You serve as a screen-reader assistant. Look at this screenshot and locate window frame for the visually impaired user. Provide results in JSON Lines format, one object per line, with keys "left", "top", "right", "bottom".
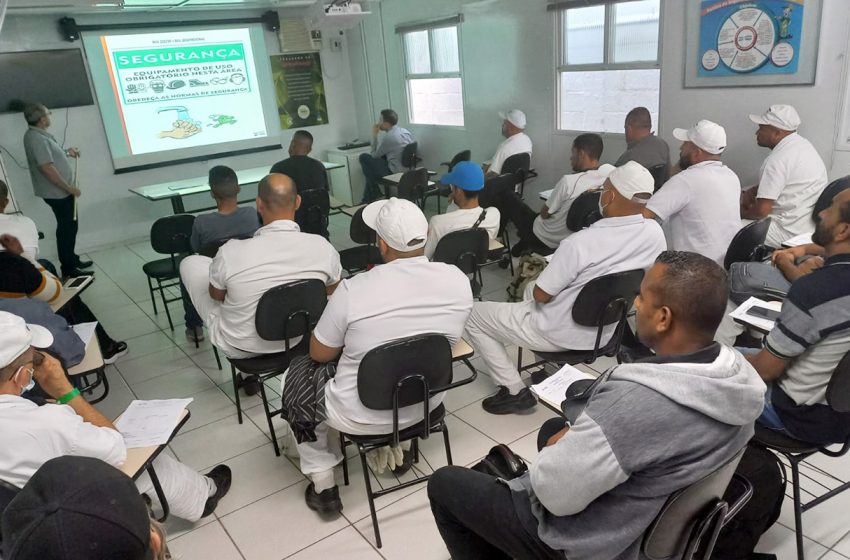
{"left": 400, "top": 23, "right": 466, "bottom": 129}
{"left": 554, "top": 0, "right": 664, "bottom": 134}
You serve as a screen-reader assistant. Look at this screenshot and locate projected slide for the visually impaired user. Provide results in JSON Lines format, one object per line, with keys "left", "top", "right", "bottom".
{"left": 101, "top": 28, "right": 267, "bottom": 155}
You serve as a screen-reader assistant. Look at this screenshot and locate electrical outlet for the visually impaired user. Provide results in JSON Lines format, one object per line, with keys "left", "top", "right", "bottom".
{"left": 330, "top": 38, "right": 343, "bottom": 52}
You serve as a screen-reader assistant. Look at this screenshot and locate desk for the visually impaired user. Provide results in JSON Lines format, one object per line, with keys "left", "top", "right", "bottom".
{"left": 452, "top": 338, "right": 474, "bottom": 361}
{"left": 730, "top": 297, "right": 781, "bottom": 335}
{"left": 50, "top": 275, "right": 94, "bottom": 312}
{"left": 379, "top": 171, "right": 436, "bottom": 200}
{"left": 488, "top": 238, "right": 504, "bottom": 252}
{"left": 539, "top": 189, "right": 553, "bottom": 201}
{"left": 68, "top": 335, "right": 108, "bottom": 404}
{"left": 129, "top": 163, "right": 344, "bottom": 214}
{"left": 782, "top": 232, "right": 813, "bottom": 248}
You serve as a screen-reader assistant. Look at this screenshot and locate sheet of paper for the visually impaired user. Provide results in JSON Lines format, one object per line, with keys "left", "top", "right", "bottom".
{"left": 531, "top": 364, "right": 595, "bottom": 410}
{"left": 782, "top": 232, "right": 813, "bottom": 248}
{"left": 115, "top": 398, "right": 193, "bottom": 448}
{"left": 539, "top": 188, "right": 553, "bottom": 201}
{"left": 70, "top": 321, "right": 98, "bottom": 346}
{"left": 729, "top": 296, "right": 782, "bottom": 333}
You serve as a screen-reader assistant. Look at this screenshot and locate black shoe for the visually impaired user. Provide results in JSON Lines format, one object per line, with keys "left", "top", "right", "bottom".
{"left": 304, "top": 482, "right": 343, "bottom": 515}
{"left": 202, "top": 465, "right": 232, "bottom": 517}
{"left": 238, "top": 373, "right": 260, "bottom": 396}
{"left": 62, "top": 269, "right": 91, "bottom": 281}
{"left": 76, "top": 259, "right": 93, "bottom": 269}
{"left": 102, "top": 341, "right": 128, "bottom": 364}
{"left": 391, "top": 449, "right": 414, "bottom": 477}
{"left": 482, "top": 386, "right": 537, "bottom": 415}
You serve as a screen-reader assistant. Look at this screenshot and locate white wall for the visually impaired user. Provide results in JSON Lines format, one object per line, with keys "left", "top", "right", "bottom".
{"left": 0, "top": 10, "right": 358, "bottom": 257}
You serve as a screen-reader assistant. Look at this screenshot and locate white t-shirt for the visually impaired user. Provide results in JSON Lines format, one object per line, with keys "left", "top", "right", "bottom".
{"left": 646, "top": 160, "right": 741, "bottom": 265}
{"left": 209, "top": 220, "right": 342, "bottom": 355}
{"left": 756, "top": 133, "right": 828, "bottom": 248}
{"left": 489, "top": 132, "right": 533, "bottom": 175}
{"left": 0, "top": 395, "right": 127, "bottom": 488}
{"left": 533, "top": 215, "right": 666, "bottom": 349}
{"left": 424, "top": 206, "right": 501, "bottom": 259}
{"left": 532, "top": 164, "right": 616, "bottom": 248}
{"left": 314, "top": 256, "right": 472, "bottom": 428}
{"left": 0, "top": 213, "right": 39, "bottom": 260}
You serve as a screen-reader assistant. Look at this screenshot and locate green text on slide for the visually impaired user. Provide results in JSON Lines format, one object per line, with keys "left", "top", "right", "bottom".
{"left": 115, "top": 43, "right": 245, "bottom": 69}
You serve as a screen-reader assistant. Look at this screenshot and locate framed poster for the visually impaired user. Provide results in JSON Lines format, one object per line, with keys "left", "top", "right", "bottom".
{"left": 684, "top": 0, "right": 822, "bottom": 87}
{"left": 270, "top": 52, "right": 329, "bottom": 129}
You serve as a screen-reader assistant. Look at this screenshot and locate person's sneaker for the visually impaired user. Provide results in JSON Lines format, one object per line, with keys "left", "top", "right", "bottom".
{"left": 185, "top": 326, "right": 205, "bottom": 343}
{"left": 391, "top": 449, "right": 414, "bottom": 477}
{"left": 102, "top": 341, "right": 128, "bottom": 364}
{"left": 304, "top": 483, "right": 343, "bottom": 515}
{"left": 202, "top": 465, "right": 232, "bottom": 517}
{"left": 238, "top": 373, "right": 260, "bottom": 396}
{"left": 76, "top": 259, "right": 94, "bottom": 269}
{"left": 482, "top": 386, "right": 537, "bottom": 415}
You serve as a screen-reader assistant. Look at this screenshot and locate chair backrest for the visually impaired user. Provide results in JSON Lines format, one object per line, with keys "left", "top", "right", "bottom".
{"left": 298, "top": 187, "right": 331, "bottom": 236}
{"left": 813, "top": 176, "right": 850, "bottom": 222}
{"left": 397, "top": 168, "right": 429, "bottom": 204}
{"left": 478, "top": 173, "right": 518, "bottom": 209}
{"left": 648, "top": 163, "right": 667, "bottom": 192}
{"left": 356, "top": 334, "right": 453, "bottom": 410}
{"left": 572, "top": 269, "right": 644, "bottom": 328}
{"left": 501, "top": 152, "right": 530, "bottom": 176}
{"left": 643, "top": 447, "right": 746, "bottom": 560}
{"left": 566, "top": 190, "right": 602, "bottom": 232}
{"left": 150, "top": 214, "right": 195, "bottom": 255}
{"left": 826, "top": 348, "right": 850, "bottom": 413}
{"left": 198, "top": 233, "right": 254, "bottom": 258}
{"left": 401, "top": 142, "right": 419, "bottom": 169}
{"left": 447, "top": 149, "right": 471, "bottom": 171}
{"left": 349, "top": 206, "right": 377, "bottom": 245}
{"left": 0, "top": 477, "right": 20, "bottom": 524}
{"left": 723, "top": 217, "right": 771, "bottom": 271}
{"left": 432, "top": 228, "right": 489, "bottom": 274}
{"left": 254, "top": 279, "right": 328, "bottom": 347}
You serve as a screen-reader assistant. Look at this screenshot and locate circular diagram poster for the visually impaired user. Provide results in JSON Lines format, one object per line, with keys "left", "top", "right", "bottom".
{"left": 698, "top": 0, "right": 804, "bottom": 78}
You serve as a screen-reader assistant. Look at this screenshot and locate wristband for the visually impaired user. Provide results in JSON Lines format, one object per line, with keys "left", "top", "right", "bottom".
{"left": 57, "top": 388, "right": 81, "bottom": 404}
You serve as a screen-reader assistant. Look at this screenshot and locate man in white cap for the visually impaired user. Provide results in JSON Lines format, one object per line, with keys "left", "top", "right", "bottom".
{"left": 484, "top": 109, "right": 532, "bottom": 178}
{"left": 0, "top": 311, "right": 232, "bottom": 522}
{"left": 636, "top": 120, "right": 742, "bottom": 265}
{"left": 742, "top": 104, "right": 828, "bottom": 248}
{"left": 465, "top": 161, "right": 667, "bottom": 415}
{"left": 291, "top": 198, "right": 473, "bottom": 514}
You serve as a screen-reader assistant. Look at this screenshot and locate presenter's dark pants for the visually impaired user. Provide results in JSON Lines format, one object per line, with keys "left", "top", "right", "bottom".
{"left": 427, "top": 419, "right": 567, "bottom": 560}
{"left": 359, "top": 153, "right": 391, "bottom": 204}
{"left": 42, "top": 195, "right": 79, "bottom": 276}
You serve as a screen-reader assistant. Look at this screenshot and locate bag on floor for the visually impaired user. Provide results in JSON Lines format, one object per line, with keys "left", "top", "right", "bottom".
{"left": 471, "top": 444, "right": 528, "bottom": 480}
{"left": 506, "top": 254, "right": 548, "bottom": 302}
{"left": 711, "top": 444, "right": 786, "bottom": 560}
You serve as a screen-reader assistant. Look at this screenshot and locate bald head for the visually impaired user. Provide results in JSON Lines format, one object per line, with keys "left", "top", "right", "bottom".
{"left": 257, "top": 173, "right": 299, "bottom": 223}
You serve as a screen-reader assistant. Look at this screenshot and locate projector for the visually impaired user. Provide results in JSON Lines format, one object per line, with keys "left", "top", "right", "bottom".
{"left": 325, "top": 3, "right": 362, "bottom": 15}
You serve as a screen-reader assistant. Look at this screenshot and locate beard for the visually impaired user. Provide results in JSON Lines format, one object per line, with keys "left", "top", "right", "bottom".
{"left": 678, "top": 153, "right": 693, "bottom": 170}
{"left": 812, "top": 220, "right": 833, "bottom": 247}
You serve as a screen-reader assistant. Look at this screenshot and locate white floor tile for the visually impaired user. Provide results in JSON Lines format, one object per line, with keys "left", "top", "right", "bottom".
{"left": 776, "top": 478, "right": 850, "bottom": 548}
{"left": 168, "top": 520, "right": 243, "bottom": 560}
{"left": 183, "top": 387, "right": 243, "bottom": 433}
{"left": 170, "top": 414, "right": 269, "bottom": 471}
{"left": 821, "top": 551, "right": 850, "bottom": 560}
{"left": 830, "top": 529, "right": 850, "bottom": 557}
{"left": 122, "top": 330, "right": 178, "bottom": 360}
{"left": 285, "top": 526, "right": 381, "bottom": 560}
{"left": 415, "top": 415, "right": 497, "bottom": 471}
{"left": 131, "top": 365, "right": 217, "bottom": 400}
{"left": 118, "top": 347, "right": 195, "bottom": 385}
{"left": 755, "top": 522, "right": 828, "bottom": 558}
{"left": 453, "top": 397, "right": 559, "bottom": 445}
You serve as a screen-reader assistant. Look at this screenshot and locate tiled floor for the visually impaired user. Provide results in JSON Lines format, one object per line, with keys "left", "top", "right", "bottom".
{"left": 75, "top": 210, "right": 850, "bottom": 560}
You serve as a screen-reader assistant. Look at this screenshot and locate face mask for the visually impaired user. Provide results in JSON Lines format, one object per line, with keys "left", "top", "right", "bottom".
{"left": 598, "top": 191, "right": 610, "bottom": 217}
{"left": 15, "top": 366, "right": 35, "bottom": 394}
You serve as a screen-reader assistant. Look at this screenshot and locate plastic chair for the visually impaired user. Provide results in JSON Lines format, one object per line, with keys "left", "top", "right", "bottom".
{"left": 422, "top": 149, "right": 472, "bottom": 213}
{"left": 339, "top": 206, "right": 382, "bottom": 276}
{"left": 501, "top": 152, "right": 532, "bottom": 196}
{"left": 297, "top": 187, "right": 331, "bottom": 239}
{"left": 723, "top": 217, "right": 771, "bottom": 270}
{"left": 226, "top": 279, "right": 328, "bottom": 456}
{"left": 142, "top": 214, "right": 195, "bottom": 330}
{"left": 0, "top": 477, "right": 21, "bottom": 545}
{"left": 648, "top": 163, "right": 668, "bottom": 192}
{"left": 401, "top": 142, "right": 421, "bottom": 170}
{"left": 337, "top": 334, "right": 477, "bottom": 548}
{"left": 396, "top": 168, "right": 429, "bottom": 208}
{"left": 432, "top": 228, "right": 489, "bottom": 300}
{"left": 566, "top": 190, "right": 602, "bottom": 233}
{"left": 751, "top": 349, "right": 850, "bottom": 560}
{"left": 812, "top": 176, "right": 850, "bottom": 222}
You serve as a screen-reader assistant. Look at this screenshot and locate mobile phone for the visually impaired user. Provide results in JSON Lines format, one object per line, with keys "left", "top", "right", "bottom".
{"left": 748, "top": 306, "right": 780, "bottom": 321}
{"left": 66, "top": 275, "right": 91, "bottom": 288}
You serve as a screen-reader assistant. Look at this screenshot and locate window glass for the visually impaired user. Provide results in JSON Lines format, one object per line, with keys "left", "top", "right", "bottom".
{"left": 612, "top": 0, "right": 660, "bottom": 63}
{"left": 404, "top": 30, "right": 431, "bottom": 75}
{"left": 432, "top": 26, "right": 460, "bottom": 73}
{"left": 563, "top": 5, "right": 605, "bottom": 65}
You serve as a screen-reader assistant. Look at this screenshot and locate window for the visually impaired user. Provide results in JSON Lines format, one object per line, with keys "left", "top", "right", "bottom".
{"left": 556, "top": 0, "right": 661, "bottom": 133}
{"left": 401, "top": 24, "right": 464, "bottom": 127}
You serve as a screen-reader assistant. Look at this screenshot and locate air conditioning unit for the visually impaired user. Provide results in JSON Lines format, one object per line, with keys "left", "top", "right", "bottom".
{"left": 311, "top": 0, "right": 370, "bottom": 30}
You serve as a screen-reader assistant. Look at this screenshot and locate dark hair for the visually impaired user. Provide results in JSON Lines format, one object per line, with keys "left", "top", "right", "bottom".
{"left": 625, "top": 107, "right": 652, "bottom": 130}
{"left": 459, "top": 188, "right": 480, "bottom": 200}
{"left": 293, "top": 129, "right": 314, "bottom": 146}
{"left": 0, "top": 179, "right": 7, "bottom": 200}
{"left": 840, "top": 196, "right": 850, "bottom": 226}
{"left": 380, "top": 109, "right": 399, "bottom": 126}
{"left": 258, "top": 174, "right": 297, "bottom": 210}
{"left": 654, "top": 250, "right": 729, "bottom": 336}
{"left": 10, "top": 101, "right": 48, "bottom": 125}
{"left": 208, "top": 166, "right": 238, "bottom": 198}
{"left": 573, "top": 133, "right": 604, "bottom": 161}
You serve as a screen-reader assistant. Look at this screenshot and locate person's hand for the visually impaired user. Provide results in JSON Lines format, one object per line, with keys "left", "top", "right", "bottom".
{"left": 70, "top": 187, "right": 82, "bottom": 198}
{"left": 770, "top": 247, "right": 795, "bottom": 266}
{"left": 0, "top": 234, "right": 24, "bottom": 256}
{"left": 66, "top": 148, "right": 81, "bottom": 158}
{"left": 797, "top": 256, "right": 825, "bottom": 275}
{"left": 33, "top": 352, "right": 74, "bottom": 400}
{"left": 159, "top": 120, "right": 201, "bottom": 139}
{"left": 545, "top": 426, "right": 570, "bottom": 447}
{"left": 371, "top": 123, "right": 381, "bottom": 137}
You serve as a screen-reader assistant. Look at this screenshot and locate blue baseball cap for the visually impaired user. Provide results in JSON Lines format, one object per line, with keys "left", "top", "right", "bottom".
{"left": 439, "top": 161, "right": 485, "bottom": 191}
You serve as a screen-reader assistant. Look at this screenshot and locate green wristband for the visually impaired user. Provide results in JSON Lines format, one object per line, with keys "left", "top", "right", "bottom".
{"left": 57, "top": 388, "right": 81, "bottom": 404}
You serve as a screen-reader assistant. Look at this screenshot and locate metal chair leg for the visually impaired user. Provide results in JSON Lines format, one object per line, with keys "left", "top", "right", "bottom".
{"left": 146, "top": 275, "right": 158, "bottom": 314}
{"left": 790, "top": 459, "right": 805, "bottom": 560}
{"left": 339, "top": 433, "right": 350, "bottom": 486}
{"left": 230, "top": 365, "right": 243, "bottom": 424}
{"left": 147, "top": 465, "right": 170, "bottom": 523}
{"left": 212, "top": 346, "right": 222, "bottom": 370}
{"left": 516, "top": 347, "right": 524, "bottom": 372}
{"left": 258, "top": 380, "right": 281, "bottom": 457}
{"left": 359, "top": 446, "right": 382, "bottom": 548}
{"left": 157, "top": 279, "right": 175, "bottom": 330}
{"left": 442, "top": 424, "right": 453, "bottom": 465}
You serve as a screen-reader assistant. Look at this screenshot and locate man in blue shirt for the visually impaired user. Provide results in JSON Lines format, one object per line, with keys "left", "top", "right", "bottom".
{"left": 358, "top": 109, "right": 413, "bottom": 203}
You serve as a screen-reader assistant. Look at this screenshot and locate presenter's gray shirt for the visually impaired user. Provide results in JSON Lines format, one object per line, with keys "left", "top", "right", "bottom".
{"left": 372, "top": 125, "right": 413, "bottom": 173}
{"left": 24, "top": 127, "right": 73, "bottom": 199}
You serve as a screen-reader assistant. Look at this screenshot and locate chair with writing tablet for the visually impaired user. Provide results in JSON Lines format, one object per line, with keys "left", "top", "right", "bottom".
{"left": 142, "top": 214, "right": 195, "bottom": 331}
{"left": 501, "top": 152, "right": 531, "bottom": 197}
{"left": 422, "top": 149, "right": 472, "bottom": 213}
{"left": 339, "top": 206, "right": 382, "bottom": 277}
{"left": 812, "top": 176, "right": 850, "bottom": 222}
{"left": 723, "top": 217, "right": 771, "bottom": 271}
{"left": 432, "top": 228, "right": 489, "bottom": 300}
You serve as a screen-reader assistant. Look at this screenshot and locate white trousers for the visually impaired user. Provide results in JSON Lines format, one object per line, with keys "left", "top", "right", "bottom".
{"left": 463, "top": 299, "right": 562, "bottom": 391}
{"left": 714, "top": 300, "right": 746, "bottom": 346}
{"left": 135, "top": 454, "right": 213, "bottom": 522}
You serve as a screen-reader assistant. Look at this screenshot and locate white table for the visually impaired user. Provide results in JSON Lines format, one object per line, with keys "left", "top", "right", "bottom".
{"left": 50, "top": 275, "right": 94, "bottom": 312}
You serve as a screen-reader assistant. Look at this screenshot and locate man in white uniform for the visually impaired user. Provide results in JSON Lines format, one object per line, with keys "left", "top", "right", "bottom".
{"left": 0, "top": 312, "right": 231, "bottom": 522}
{"left": 425, "top": 161, "right": 500, "bottom": 259}
{"left": 638, "top": 120, "right": 741, "bottom": 265}
{"left": 465, "top": 162, "right": 667, "bottom": 415}
{"left": 291, "top": 198, "right": 473, "bottom": 514}
{"left": 741, "top": 105, "right": 827, "bottom": 248}
{"left": 484, "top": 109, "right": 532, "bottom": 178}
{"left": 0, "top": 180, "right": 39, "bottom": 261}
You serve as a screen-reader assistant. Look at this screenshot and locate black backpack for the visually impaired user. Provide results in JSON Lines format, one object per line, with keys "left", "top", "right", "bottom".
{"left": 711, "top": 444, "right": 787, "bottom": 560}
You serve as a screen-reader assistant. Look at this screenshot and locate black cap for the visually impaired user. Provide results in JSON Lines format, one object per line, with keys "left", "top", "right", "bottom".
{"left": 2, "top": 456, "right": 151, "bottom": 560}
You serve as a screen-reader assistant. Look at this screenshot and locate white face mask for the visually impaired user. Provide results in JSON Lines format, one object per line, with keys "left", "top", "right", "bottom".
{"left": 15, "top": 366, "right": 35, "bottom": 395}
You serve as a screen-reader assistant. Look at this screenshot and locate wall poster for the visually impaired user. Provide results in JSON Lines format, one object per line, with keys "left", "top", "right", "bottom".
{"left": 269, "top": 52, "right": 329, "bottom": 129}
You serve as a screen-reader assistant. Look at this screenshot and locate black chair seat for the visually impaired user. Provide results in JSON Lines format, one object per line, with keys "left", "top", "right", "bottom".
{"left": 753, "top": 424, "right": 820, "bottom": 454}
{"left": 142, "top": 257, "right": 181, "bottom": 279}
{"left": 533, "top": 336, "right": 619, "bottom": 366}
{"left": 340, "top": 246, "right": 381, "bottom": 271}
{"left": 228, "top": 347, "right": 303, "bottom": 377}
{"left": 343, "top": 404, "right": 446, "bottom": 446}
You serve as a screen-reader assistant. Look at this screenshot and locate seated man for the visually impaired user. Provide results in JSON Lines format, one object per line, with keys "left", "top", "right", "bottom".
{"left": 0, "top": 297, "right": 85, "bottom": 368}
{"left": 358, "top": 109, "right": 413, "bottom": 204}
{"left": 428, "top": 251, "right": 765, "bottom": 560}
{"left": 484, "top": 109, "right": 532, "bottom": 178}
{"left": 290, "top": 198, "right": 472, "bottom": 514}
{"left": 0, "top": 312, "right": 232, "bottom": 523}
{"left": 741, "top": 105, "right": 827, "bottom": 248}
{"left": 465, "top": 161, "right": 666, "bottom": 415}
{"left": 614, "top": 106, "right": 670, "bottom": 182}
{"left": 0, "top": 179, "right": 39, "bottom": 260}
{"left": 745, "top": 187, "right": 850, "bottom": 445}
{"left": 270, "top": 130, "right": 330, "bottom": 237}
{"left": 637, "top": 120, "right": 741, "bottom": 265}
{"left": 424, "top": 161, "right": 500, "bottom": 259}
{"left": 499, "top": 133, "right": 614, "bottom": 255}
{"left": 0, "top": 234, "right": 127, "bottom": 364}
{"left": 180, "top": 173, "right": 341, "bottom": 364}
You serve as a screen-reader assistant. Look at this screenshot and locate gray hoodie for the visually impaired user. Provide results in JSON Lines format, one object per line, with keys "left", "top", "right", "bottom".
{"left": 507, "top": 344, "right": 766, "bottom": 560}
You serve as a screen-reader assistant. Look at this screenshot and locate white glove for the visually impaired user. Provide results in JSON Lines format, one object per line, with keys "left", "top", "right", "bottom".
{"left": 366, "top": 445, "right": 406, "bottom": 474}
